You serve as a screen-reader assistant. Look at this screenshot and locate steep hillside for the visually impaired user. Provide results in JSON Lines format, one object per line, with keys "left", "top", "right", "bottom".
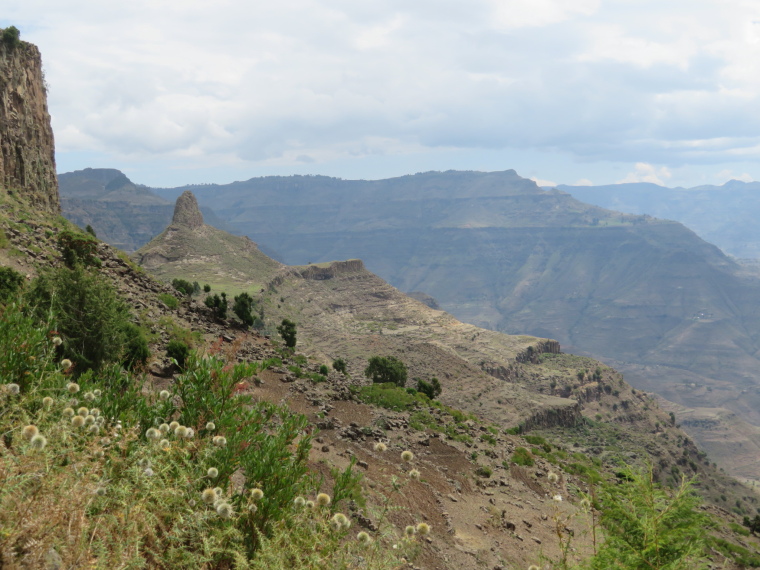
{"left": 560, "top": 180, "right": 760, "bottom": 260}
{"left": 0, "top": 30, "right": 57, "bottom": 212}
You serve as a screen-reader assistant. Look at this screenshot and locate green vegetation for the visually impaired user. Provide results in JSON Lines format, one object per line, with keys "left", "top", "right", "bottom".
{"left": 167, "top": 338, "right": 190, "bottom": 368}
{"left": 364, "top": 355, "right": 407, "bottom": 388}
{"left": 172, "top": 278, "right": 195, "bottom": 297}
{"left": 277, "top": 318, "right": 297, "bottom": 348}
{"left": 416, "top": 376, "right": 441, "bottom": 399}
{"left": 57, "top": 229, "right": 100, "bottom": 268}
{"left": 332, "top": 358, "right": 347, "bottom": 374}
{"left": 233, "top": 292, "right": 255, "bottom": 327}
{"left": 158, "top": 292, "right": 179, "bottom": 309}
{"left": 2, "top": 26, "right": 21, "bottom": 49}
{"left": 511, "top": 447, "right": 535, "bottom": 467}
{"left": 0, "top": 265, "right": 25, "bottom": 303}
{"left": 205, "top": 292, "right": 228, "bottom": 319}
{"left": 85, "top": 224, "right": 96, "bottom": 237}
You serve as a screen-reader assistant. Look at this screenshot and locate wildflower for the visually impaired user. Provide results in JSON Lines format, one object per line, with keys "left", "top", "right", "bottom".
{"left": 205, "top": 421, "right": 216, "bottom": 431}
{"left": 84, "top": 415, "right": 96, "bottom": 426}
{"left": 330, "top": 517, "right": 343, "bottom": 532}
{"left": 66, "top": 382, "right": 80, "bottom": 394}
{"left": 305, "top": 500, "right": 315, "bottom": 509}
{"left": 30, "top": 434, "right": 47, "bottom": 450}
{"left": 216, "top": 502, "right": 233, "bottom": 518}
{"left": 71, "top": 415, "right": 86, "bottom": 428}
{"left": 174, "top": 425, "right": 188, "bottom": 438}
{"left": 42, "top": 396, "right": 54, "bottom": 409}
{"left": 146, "top": 428, "right": 160, "bottom": 440}
{"left": 248, "top": 503, "right": 258, "bottom": 513}
{"left": 159, "top": 390, "right": 170, "bottom": 401}
{"left": 332, "top": 513, "right": 350, "bottom": 530}
{"left": 212, "top": 435, "right": 227, "bottom": 447}
{"left": 373, "top": 442, "right": 387, "bottom": 452}
{"left": 87, "top": 425, "right": 99, "bottom": 434}
{"left": 316, "top": 493, "right": 331, "bottom": 507}
{"left": 169, "top": 421, "right": 180, "bottom": 431}
{"left": 93, "top": 389, "right": 101, "bottom": 398}
{"left": 401, "top": 450, "right": 414, "bottom": 462}
{"left": 22, "top": 424, "right": 39, "bottom": 440}
{"left": 188, "top": 499, "right": 196, "bottom": 507}
{"left": 52, "top": 336, "right": 62, "bottom": 347}
{"left": 416, "top": 522, "right": 430, "bottom": 536}
{"left": 90, "top": 408, "right": 100, "bottom": 417}
{"left": 77, "top": 407, "right": 89, "bottom": 416}
{"left": 250, "top": 488, "right": 264, "bottom": 501}
{"left": 144, "top": 467, "right": 154, "bottom": 476}
{"left": 6, "top": 383, "right": 20, "bottom": 395}
{"left": 202, "top": 488, "right": 217, "bottom": 504}
{"left": 159, "top": 439, "right": 170, "bottom": 449}
{"left": 207, "top": 467, "right": 219, "bottom": 478}
{"left": 62, "top": 407, "right": 75, "bottom": 417}
{"left": 84, "top": 391, "right": 96, "bottom": 402}
{"left": 184, "top": 428, "right": 194, "bottom": 439}
{"left": 547, "top": 471, "right": 559, "bottom": 484}
{"left": 159, "top": 423, "right": 170, "bottom": 434}
{"left": 404, "top": 525, "right": 416, "bottom": 537}
{"left": 95, "top": 416, "right": 105, "bottom": 426}
{"left": 553, "top": 494, "right": 563, "bottom": 503}
{"left": 294, "top": 496, "right": 306, "bottom": 508}
{"left": 357, "top": 531, "right": 371, "bottom": 544}
{"left": 214, "top": 487, "right": 223, "bottom": 497}
{"left": 409, "top": 469, "right": 421, "bottom": 480}
{"left": 61, "top": 359, "right": 72, "bottom": 369}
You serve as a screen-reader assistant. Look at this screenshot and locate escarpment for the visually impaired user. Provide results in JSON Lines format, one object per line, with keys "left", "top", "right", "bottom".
{"left": 0, "top": 33, "right": 58, "bottom": 211}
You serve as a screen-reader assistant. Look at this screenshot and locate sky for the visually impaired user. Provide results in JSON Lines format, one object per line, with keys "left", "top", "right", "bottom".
{"left": 4, "top": 0, "right": 760, "bottom": 188}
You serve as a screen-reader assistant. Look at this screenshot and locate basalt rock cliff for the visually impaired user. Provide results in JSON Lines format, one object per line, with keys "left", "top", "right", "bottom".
{"left": 0, "top": 33, "right": 57, "bottom": 211}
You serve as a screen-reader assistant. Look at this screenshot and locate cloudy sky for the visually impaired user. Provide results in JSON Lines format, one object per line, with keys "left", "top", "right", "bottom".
{"left": 5, "top": 0, "right": 760, "bottom": 188}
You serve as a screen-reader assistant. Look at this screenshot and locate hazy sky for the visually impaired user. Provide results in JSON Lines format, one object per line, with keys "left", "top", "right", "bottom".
{"left": 5, "top": 0, "right": 760, "bottom": 188}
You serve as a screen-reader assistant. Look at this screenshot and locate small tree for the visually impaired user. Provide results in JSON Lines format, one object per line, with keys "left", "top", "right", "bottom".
{"left": 364, "top": 356, "right": 407, "bottom": 388}
{"left": 57, "top": 229, "right": 100, "bottom": 268}
{"left": 277, "top": 319, "right": 297, "bottom": 348}
{"left": 233, "top": 292, "right": 255, "bottom": 328}
{"left": 417, "top": 377, "right": 442, "bottom": 399}
{"left": 332, "top": 358, "right": 347, "bottom": 375}
{"left": 0, "top": 266, "right": 25, "bottom": 304}
{"left": 172, "top": 278, "right": 195, "bottom": 297}
{"left": 204, "top": 292, "right": 228, "bottom": 319}
{"left": 2, "top": 26, "right": 21, "bottom": 49}
{"left": 85, "top": 224, "right": 97, "bottom": 237}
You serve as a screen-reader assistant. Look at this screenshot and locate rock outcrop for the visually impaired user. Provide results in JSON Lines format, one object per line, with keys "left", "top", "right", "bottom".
{"left": 0, "top": 34, "right": 58, "bottom": 211}
{"left": 171, "top": 190, "right": 204, "bottom": 229}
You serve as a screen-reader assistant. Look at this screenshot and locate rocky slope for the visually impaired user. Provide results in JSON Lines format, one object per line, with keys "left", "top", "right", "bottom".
{"left": 0, "top": 30, "right": 58, "bottom": 212}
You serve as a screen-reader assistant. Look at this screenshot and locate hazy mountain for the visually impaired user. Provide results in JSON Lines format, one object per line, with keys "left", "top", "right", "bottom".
{"left": 558, "top": 180, "right": 760, "bottom": 259}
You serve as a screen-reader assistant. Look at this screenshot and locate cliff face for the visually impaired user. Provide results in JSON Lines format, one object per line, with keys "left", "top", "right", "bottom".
{"left": 0, "top": 37, "right": 58, "bottom": 212}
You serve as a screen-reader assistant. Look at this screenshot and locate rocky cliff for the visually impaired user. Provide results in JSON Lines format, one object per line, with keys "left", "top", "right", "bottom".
{"left": 0, "top": 33, "right": 58, "bottom": 211}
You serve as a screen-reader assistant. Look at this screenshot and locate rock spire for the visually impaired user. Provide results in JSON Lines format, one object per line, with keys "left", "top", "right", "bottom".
{"left": 172, "top": 190, "right": 204, "bottom": 229}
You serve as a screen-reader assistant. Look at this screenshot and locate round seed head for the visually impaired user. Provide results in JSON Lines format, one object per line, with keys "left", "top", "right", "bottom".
{"left": 96, "top": 487, "right": 106, "bottom": 496}
{"left": 84, "top": 415, "right": 96, "bottom": 426}
{"left": 357, "top": 531, "right": 371, "bottom": 544}
{"left": 216, "top": 502, "right": 233, "bottom": 518}
{"left": 332, "top": 512, "right": 349, "bottom": 529}
{"left": 84, "top": 392, "right": 95, "bottom": 402}
{"left": 169, "top": 421, "right": 180, "bottom": 431}
{"left": 6, "top": 383, "right": 20, "bottom": 395}
{"left": 138, "top": 458, "right": 151, "bottom": 469}
{"left": 159, "top": 439, "right": 170, "bottom": 449}
{"left": 305, "top": 500, "right": 315, "bottom": 509}
{"left": 250, "top": 488, "right": 264, "bottom": 501}
{"left": 294, "top": 496, "right": 306, "bottom": 508}
{"left": 174, "top": 425, "right": 188, "bottom": 438}
{"left": 248, "top": 503, "right": 258, "bottom": 513}
{"left": 409, "top": 469, "right": 421, "bottom": 480}
{"left": 373, "top": 442, "right": 387, "bottom": 452}
{"left": 547, "top": 471, "right": 559, "bottom": 484}
{"left": 205, "top": 422, "right": 216, "bottom": 431}
{"left": 61, "top": 359, "right": 72, "bottom": 370}
{"left": 93, "top": 389, "right": 101, "bottom": 398}
{"left": 144, "top": 467, "right": 154, "bottom": 476}
{"left": 201, "top": 488, "right": 217, "bottom": 504}
{"left": 94, "top": 450, "right": 104, "bottom": 458}
{"left": 207, "top": 467, "right": 219, "bottom": 478}
{"left": 146, "top": 428, "right": 160, "bottom": 440}
{"left": 401, "top": 450, "right": 414, "bottom": 462}
{"left": 87, "top": 425, "right": 99, "bottom": 434}
{"left": 90, "top": 408, "right": 100, "bottom": 417}
{"left": 416, "top": 522, "right": 430, "bottom": 536}
{"left": 42, "top": 396, "right": 54, "bottom": 409}
{"left": 212, "top": 435, "right": 227, "bottom": 447}
{"left": 77, "top": 407, "right": 89, "bottom": 416}
{"left": 159, "top": 390, "right": 170, "bottom": 401}
{"left": 580, "top": 497, "right": 592, "bottom": 511}
{"left": 52, "top": 336, "right": 63, "bottom": 346}
{"left": 22, "top": 424, "right": 39, "bottom": 440}
{"left": 405, "top": 525, "right": 416, "bottom": 537}
{"left": 184, "top": 428, "right": 194, "bottom": 439}
{"left": 62, "top": 407, "right": 75, "bottom": 417}
{"left": 71, "top": 415, "right": 85, "bottom": 428}
{"left": 30, "top": 434, "right": 47, "bottom": 450}
{"left": 159, "top": 423, "right": 170, "bottom": 434}
{"left": 66, "top": 382, "right": 80, "bottom": 394}
{"left": 316, "top": 493, "right": 331, "bottom": 507}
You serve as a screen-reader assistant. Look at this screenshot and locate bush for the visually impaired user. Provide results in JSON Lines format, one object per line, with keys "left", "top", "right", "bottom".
{"left": 1, "top": 26, "right": 20, "bottom": 49}
{"left": 475, "top": 466, "right": 493, "bottom": 478}
{"left": 205, "top": 292, "right": 228, "bottom": 319}
{"left": 233, "top": 292, "right": 255, "bottom": 327}
{"left": 122, "top": 322, "right": 150, "bottom": 370}
{"left": 511, "top": 447, "right": 534, "bottom": 467}
{"left": 172, "top": 278, "right": 195, "bottom": 297}
{"left": 332, "top": 358, "right": 347, "bottom": 374}
{"left": 167, "top": 339, "right": 190, "bottom": 368}
{"left": 27, "top": 265, "right": 135, "bottom": 372}
{"left": 319, "top": 364, "right": 329, "bottom": 376}
{"left": 364, "top": 356, "right": 407, "bottom": 388}
{"left": 203, "top": 284, "right": 211, "bottom": 292}
{"left": 0, "top": 266, "right": 25, "bottom": 303}
{"left": 416, "top": 377, "right": 441, "bottom": 399}
{"left": 277, "top": 319, "right": 297, "bottom": 348}
{"left": 57, "top": 229, "right": 100, "bottom": 268}
{"left": 158, "top": 293, "right": 179, "bottom": 309}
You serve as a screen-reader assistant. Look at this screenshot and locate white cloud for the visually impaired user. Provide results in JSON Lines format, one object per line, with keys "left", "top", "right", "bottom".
{"left": 573, "top": 178, "right": 594, "bottom": 186}
{"left": 531, "top": 177, "right": 558, "bottom": 187}
{"left": 717, "top": 169, "right": 754, "bottom": 183}
{"left": 617, "top": 163, "right": 672, "bottom": 185}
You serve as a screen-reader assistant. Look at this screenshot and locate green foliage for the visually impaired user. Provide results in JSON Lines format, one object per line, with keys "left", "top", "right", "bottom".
{"left": 0, "top": 266, "right": 25, "bottom": 303}
{"left": 504, "top": 426, "right": 522, "bottom": 435}
{"left": 511, "top": 447, "right": 534, "bottom": 467}
{"left": 332, "top": 358, "right": 347, "bottom": 374}
{"left": 203, "top": 283, "right": 211, "bottom": 292}
{"left": 57, "top": 229, "right": 100, "bottom": 268}
{"left": 85, "top": 224, "right": 96, "bottom": 237}
{"left": 416, "top": 377, "right": 441, "bottom": 399}
{"left": 364, "top": 355, "right": 407, "bottom": 388}
{"left": 158, "top": 292, "right": 179, "bottom": 309}
{"left": 587, "top": 468, "right": 711, "bottom": 570}
{"left": 233, "top": 292, "right": 255, "bottom": 327}
{"left": 319, "top": 364, "right": 329, "bottom": 375}
{"left": 121, "top": 322, "right": 149, "bottom": 370}
{"left": 709, "top": 537, "right": 760, "bottom": 567}
{"left": 205, "top": 292, "right": 228, "bottom": 319}
{"left": 524, "top": 434, "right": 548, "bottom": 446}
{"left": 167, "top": 339, "right": 190, "bottom": 368}
{"left": 26, "top": 265, "right": 136, "bottom": 373}
{"left": 480, "top": 433, "right": 496, "bottom": 445}
{"left": 277, "top": 318, "right": 297, "bottom": 348}
{"left": 1, "top": 26, "right": 20, "bottom": 49}
{"left": 0, "top": 301, "right": 55, "bottom": 392}
{"left": 172, "top": 278, "right": 195, "bottom": 297}
{"left": 330, "top": 456, "right": 365, "bottom": 511}
{"left": 475, "top": 465, "right": 493, "bottom": 478}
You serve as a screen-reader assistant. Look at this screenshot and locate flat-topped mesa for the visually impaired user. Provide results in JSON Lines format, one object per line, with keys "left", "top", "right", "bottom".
{"left": 0, "top": 31, "right": 59, "bottom": 212}
{"left": 171, "top": 190, "right": 204, "bottom": 229}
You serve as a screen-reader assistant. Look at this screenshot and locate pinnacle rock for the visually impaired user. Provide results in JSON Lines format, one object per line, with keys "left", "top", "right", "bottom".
{"left": 172, "top": 191, "right": 204, "bottom": 229}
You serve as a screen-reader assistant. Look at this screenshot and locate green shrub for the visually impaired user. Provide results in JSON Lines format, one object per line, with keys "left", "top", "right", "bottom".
{"left": 0, "top": 266, "right": 25, "bottom": 303}
{"left": 203, "top": 283, "right": 211, "bottom": 292}
{"left": 277, "top": 318, "right": 297, "bottom": 348}
{"left": 233, "top": 292, "right": 255, "bottom": 327}
{"left": 475, "top": 466, "right": 493, "bottom": 478}
{"left": 364, "top": 355, "right": 407, "bottom": 387}
{"left": 205, "top": 292, "right": 228, "bottom": 319}
{"left": 172, "top": 278, "right": 195, "bottom": 297}
{"left": 511, "top": 447, "right": 534, "bottom": 467}
{"left": 122, "top": 322, "right": 149, "bottom": 370}
{"left": 0, "top": 301, "right": 55, "bottom": 391}
{"left": 416, "top": 377, "right": 441, "bottom": 399}
{"left": 356, "top": 382, "right": 420, "bottom": 411}
{"left": 319, "top": 364, "right": 329, "bottom": 376}
{"left": 524, "top": 435, "right": 548, "bottom": 446}
{"left": 480, "top": 433, "right": 497, "bottom": 445}
{"left": 158, "top": 293, "right": 179, "bottom": 309}
{"left": 332, "top": 358, "right": 347, "bottom": 374}
{"left": 57, "top": 229, "right": 100, "bottom": 268}
{"left": 167, "top": 339, "right": 190, "bottom": 368}
{"left": 2, "top": 26, "right": 20, "bottom": 49}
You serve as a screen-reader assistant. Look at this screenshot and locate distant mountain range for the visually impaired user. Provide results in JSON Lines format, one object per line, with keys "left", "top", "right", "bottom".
{"left": 557, "top": 180, "right": 760, "bottom": 259}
